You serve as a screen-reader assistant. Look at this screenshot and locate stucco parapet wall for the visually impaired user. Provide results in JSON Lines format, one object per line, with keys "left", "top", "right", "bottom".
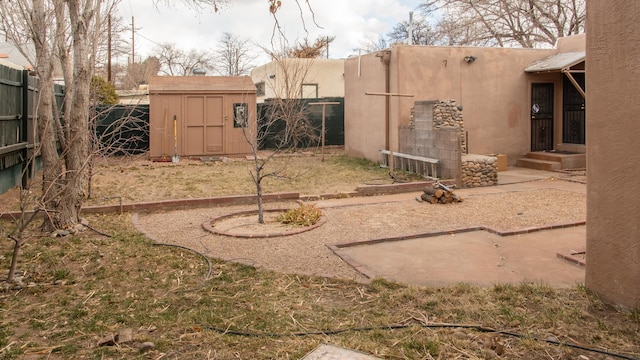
{"left": 461, "top": 154, "right": 497, "bottom": 188}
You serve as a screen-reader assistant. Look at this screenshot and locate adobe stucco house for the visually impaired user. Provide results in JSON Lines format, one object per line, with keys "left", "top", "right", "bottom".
{"left": 251, "top": 58, "right": 345, "bottom": 103}
{"left": 585, "top": 1, "right": 639, "bottom": 309}
{"left": 344, "top": 34, "right": 586, "bottom": 170}
{"left": 148, "top": 76, "right": 256, "bottom": 159}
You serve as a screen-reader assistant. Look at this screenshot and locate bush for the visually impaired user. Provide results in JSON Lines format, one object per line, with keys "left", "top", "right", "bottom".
{"left": 276, "top": 203, "right": 322, "bottom": 226}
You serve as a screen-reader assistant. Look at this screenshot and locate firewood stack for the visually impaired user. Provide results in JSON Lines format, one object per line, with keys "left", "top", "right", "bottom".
{"left": 419, "top": 182, "right": 463, "bottom": 204}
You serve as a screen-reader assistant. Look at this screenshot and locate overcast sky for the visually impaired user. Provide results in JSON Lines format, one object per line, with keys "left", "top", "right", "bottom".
{"left": 117, "top": 0, "right": 422, "bottom": 65}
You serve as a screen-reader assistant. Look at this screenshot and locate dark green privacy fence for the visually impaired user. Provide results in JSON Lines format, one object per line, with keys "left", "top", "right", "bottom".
{"left": 93, "top": 105, "right": 149, "bottom": 156}
{"left": 257, "top": 97, "right": 344, "bottom": 149}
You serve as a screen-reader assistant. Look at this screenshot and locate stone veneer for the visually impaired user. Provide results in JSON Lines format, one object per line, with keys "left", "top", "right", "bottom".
{"left": 410, "top": 100, "right": 467, "bottom": 153}
{"left": 461, "top": 154, "right": 498, "bottom": 187}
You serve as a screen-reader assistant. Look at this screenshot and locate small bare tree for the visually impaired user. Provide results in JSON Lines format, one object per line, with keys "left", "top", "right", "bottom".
{"left": 261, "top": 45, "right": 321, "bottom": 149}
{"left": 242, "top": 42, "right": 323, "bottom": 223}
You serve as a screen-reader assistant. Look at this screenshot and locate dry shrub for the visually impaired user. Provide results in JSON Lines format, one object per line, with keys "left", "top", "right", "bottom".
{"left": 276, "top": 203, "right": 322, "bottom": 226}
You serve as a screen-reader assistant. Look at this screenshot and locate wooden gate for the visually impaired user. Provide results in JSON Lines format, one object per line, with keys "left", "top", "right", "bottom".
{"left": 530, "top": 83, "right": 554, "bottom": 151}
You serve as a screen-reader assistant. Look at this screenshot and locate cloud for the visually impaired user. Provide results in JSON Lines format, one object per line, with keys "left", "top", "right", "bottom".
{"left": 117, "top": 0, "right": 418, "bottom": 63}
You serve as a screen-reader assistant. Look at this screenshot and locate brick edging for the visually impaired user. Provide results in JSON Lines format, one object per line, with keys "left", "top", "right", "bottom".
{"left": 202, "top": 209, "right": 326, "bottom": 238}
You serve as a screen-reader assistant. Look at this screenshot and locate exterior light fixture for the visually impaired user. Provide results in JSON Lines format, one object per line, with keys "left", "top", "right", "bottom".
{"left": 464, "top": 55, "right": 477, "bottom": 63}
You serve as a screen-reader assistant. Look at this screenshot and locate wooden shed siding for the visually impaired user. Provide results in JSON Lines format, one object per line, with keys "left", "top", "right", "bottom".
{"left": 148, "top": 76, "right": 257, "bottom": 158}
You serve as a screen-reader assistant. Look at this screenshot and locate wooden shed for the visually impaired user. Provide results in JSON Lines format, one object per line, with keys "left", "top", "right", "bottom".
{"left": 148, "top": 76, "right": 256, "bottom": 159}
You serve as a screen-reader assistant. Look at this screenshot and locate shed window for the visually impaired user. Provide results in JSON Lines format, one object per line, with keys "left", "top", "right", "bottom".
{"left": 234, "top": 103, "right": 248, "bottom": 128}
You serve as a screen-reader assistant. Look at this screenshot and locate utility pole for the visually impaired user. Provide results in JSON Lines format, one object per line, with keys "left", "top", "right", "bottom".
{"left": 408, "top": 11, "right": 414, "bottom": 45}
{"left": 326, "top": 36, "right": 329, "bottom": 59}
{"left": 108, "top": 15, "right": 112, "bottom": 83}
{"left": 131, "top": 16, "right": 135, "bottom": 65}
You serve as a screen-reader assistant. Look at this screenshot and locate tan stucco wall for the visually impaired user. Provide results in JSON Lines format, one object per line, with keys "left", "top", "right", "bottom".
{"left": 345, "top": 45, "right": 557, "bottom": 164}
{"left": 251, "top": 58, "right": 345, "bottom": 103}
{"left": 555, "top": 33, "right": 586, "bottom": 52}
{"left": 344, "top": 52, "right": 387, "bottom": 160}
{"left": 585, "top": 1, "right": 640, "bottom": 309}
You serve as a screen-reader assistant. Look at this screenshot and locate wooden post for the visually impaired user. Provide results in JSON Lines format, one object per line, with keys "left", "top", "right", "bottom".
{"left": 308, "top": 101, "right": 340, "bottom": 162}
{"left": 364, "top": 92, "right": 414, "bottom": 174}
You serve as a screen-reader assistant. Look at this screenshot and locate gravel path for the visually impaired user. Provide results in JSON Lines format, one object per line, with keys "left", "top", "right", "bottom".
{"left": 134, "top": 180, "right": 586, "bottom": 282}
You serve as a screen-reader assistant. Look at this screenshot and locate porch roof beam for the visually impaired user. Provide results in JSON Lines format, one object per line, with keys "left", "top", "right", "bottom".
{"left": 561, "top": 69, "right": 586, "bottom": 99}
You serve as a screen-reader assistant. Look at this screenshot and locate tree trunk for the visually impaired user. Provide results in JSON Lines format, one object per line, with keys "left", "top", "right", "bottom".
{"left": 53, "top": 0, "right": 98, "bottom": 228}
{"left": 32, "top": 0, "right": 63, "bottom": 230}
{"left": 256, "top": 178, "right": 264, "bottom": 224}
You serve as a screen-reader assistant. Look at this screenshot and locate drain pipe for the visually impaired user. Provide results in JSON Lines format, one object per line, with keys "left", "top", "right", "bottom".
{"left": 376, "top": 50, "right": 394, "bottom": 172}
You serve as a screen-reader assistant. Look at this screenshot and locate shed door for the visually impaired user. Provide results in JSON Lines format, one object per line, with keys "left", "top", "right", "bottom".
{"left": 185, "top": 96, "right": 224, "bottom": 155}
{"left": 530, "top": 83, "right": 554, "bottom": 151}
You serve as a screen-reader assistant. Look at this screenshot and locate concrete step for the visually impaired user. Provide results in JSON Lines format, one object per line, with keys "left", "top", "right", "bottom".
{"left": 526, "top": 152, "right": 565, "bottom": 162}
{"left": 525, "top": 152, "right": 586, "bottom": 169}
{"left": 516, "top": 157, "right": 562, "bottom": 171}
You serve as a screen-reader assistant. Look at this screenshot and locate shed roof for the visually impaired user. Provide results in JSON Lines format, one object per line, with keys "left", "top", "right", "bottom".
{"left": 525, "top": 51, "right": 585, "bottom": 73}
{"left": 148, "top": 75, "right": 257, "bottom": 93}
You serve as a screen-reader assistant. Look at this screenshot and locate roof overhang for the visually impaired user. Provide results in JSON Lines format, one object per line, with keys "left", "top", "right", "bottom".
{"left": 525, "top": 51, "right": 586, "bottom": 98}
{"left": 524, "top": 51, "right": 585, "bottom": 73}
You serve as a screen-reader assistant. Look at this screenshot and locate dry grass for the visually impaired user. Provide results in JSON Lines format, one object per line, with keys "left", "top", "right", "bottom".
{"left": 0, "top": 216, "right": 638, "bottom": 359}
{"left": 85, "top": 151, "right": 395, "bottom": 206}
{"left": 0, "top": 151, "right": 638, "bottom": 359}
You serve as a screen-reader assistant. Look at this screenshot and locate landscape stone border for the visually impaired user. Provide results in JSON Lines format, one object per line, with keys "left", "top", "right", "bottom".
{"left": 203, "top": 208, "right": 326, "bottom": 238}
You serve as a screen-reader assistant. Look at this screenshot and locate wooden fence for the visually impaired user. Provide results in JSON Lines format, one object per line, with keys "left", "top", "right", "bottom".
{"left": 0, "top": 62, "right": 65, "bottom": 195}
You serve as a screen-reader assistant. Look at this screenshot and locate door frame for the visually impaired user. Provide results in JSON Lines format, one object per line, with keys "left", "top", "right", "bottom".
{"left": 530, "top": 83, "right": 555, "bottom": 152}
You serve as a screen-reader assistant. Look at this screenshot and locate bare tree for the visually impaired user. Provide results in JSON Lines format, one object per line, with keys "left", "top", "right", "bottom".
{"left": 153, "top": 43, "right": 215, "bottom": 76}
{"left": 244, "top": 43, "right": 321, "bottom": 223}
{"left": 0, "top": 0, "right": 115, "bottom": 230}
{"left": 154, "top": 0, "right": 227, "bottom": 12}
{"left": 287, "top": 36, "right": 335, "bottom": 59}
{"left": 420, "top": 0, "right": 586, "bottom": 48}
{"left": 387, "top": 15, "right": 443, "bottom": 45}
{"left": 120, "top": 56, "right": 160, "bottom": 89}
{"left": 261, "top": 45, "right": 320, "bottom": 148}
{"left": 214, "top": 32, "right": 257, "bottom": 76}
{"left": 358, "top": 35, "right": 388, "bottom": 53}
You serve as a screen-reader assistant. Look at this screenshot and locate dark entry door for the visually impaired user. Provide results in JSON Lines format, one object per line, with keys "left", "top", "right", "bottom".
{"left": 531, "top": 83, "right": 554, "bottom": 151}
{"left": 562, "top": 74, "right": 586, "bottom": 144}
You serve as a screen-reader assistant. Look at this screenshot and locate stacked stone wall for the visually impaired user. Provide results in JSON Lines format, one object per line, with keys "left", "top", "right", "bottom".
{"left": 461, "top": 154, "right": 498, "bottom": 187}
{"left": 434, "top": 100, "right": 467, "bottom": 153}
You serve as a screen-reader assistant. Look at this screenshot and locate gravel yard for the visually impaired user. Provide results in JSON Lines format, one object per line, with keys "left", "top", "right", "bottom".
{"left": 134, "top": 183, "right": 586, "bottom": 282}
